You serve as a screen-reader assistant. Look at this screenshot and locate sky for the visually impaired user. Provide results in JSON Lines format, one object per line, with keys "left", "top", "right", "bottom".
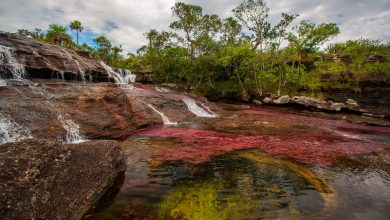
{"left": 0, "top": 0, "right": 389, "bottom": 54}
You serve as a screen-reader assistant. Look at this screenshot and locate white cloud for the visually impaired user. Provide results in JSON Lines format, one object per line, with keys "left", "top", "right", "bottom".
{"left": 0, "top": 0, "right": 389, "bottom": 54}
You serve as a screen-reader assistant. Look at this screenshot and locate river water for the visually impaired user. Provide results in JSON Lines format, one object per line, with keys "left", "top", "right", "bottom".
{"left": 91, "top": 99, "right": 390, "bottom": 220}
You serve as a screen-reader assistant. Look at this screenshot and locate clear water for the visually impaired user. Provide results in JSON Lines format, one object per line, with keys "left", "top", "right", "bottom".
{"left": 90, "top": 103, "right": 390, "bottom": 220}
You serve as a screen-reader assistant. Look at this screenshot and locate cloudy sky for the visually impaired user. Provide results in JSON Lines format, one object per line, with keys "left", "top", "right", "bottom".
{"left": 1, "top": 0, "right": 389, "bottom": 54}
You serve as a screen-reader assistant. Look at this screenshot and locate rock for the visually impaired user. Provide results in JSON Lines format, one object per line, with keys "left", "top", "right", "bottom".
{"left": 0, "top": 82, "right": 157, "bottom": 140}
{"left": 332, "top": 54, "right": 352, "bottom": 64}
{"left": 0, "top": 33, "right": 110, "bottom": 82}
{"left": 329, "top": 102, "right": 346, "bottom": 111}
{"left": 270, "top": 94, "right": 278, "bottom": 99}
{"left": 366, "top": 54, "right": 388, "bottom": 63}
{"left": 346, "top": 99, "right": 359, "bottom": 110}
{"left": 252, "top": 99, "right": 262, "bottom": 105}
{"left": 291, "top": 96, "right": 328, "bottom": 110}
{"left": 272, "top": 95, "right": 291, "bottom": 105}
{"left": 0, "top": 139, "right": 126, "bottom": 219}
{"left": 263, "top": 97, "right": 273, "bottom": 104}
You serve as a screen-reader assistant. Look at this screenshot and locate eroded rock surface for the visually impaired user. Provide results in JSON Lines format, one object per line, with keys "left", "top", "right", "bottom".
{"left": 0, "top": 139, "right": 125, "bottom": 219}
{"left": 0, "top": 33, "right": 111, "bottom": 82}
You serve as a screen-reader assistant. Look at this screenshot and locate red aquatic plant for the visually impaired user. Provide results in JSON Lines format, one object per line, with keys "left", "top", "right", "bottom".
{"left": 129, "top": 126, "right": 388, "bottom": 166}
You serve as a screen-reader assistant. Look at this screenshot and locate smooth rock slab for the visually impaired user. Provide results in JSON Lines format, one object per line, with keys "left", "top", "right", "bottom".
{"left": 0, "top": 139, "right": 125, "bottom": 219}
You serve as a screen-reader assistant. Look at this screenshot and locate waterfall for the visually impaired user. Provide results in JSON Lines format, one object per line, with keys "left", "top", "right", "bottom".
{"left": 0, "top": 114, "right": 32, "bottom": 144}
{"left": 147, "top": 104, "right": 178, "bottom": 125}
{"left": 59, "top": 71, "right": 65, "bottom": 80}
{"left": 57, "top": 114, "right": 86, "bottom": 144}
{"left": 0, "top": 79, "right": 6, "bottom": 87}
{"left": 183, "top": 97, "right": 218, "bottom": 118}
{"left": 0, "top": 45, "right": 27, "bottom": 80}
{"left": 73, "top": 59, "right": 86, "bottom": 83}
{"left": 99, "top": 61, "right": 136, "bottom": 84}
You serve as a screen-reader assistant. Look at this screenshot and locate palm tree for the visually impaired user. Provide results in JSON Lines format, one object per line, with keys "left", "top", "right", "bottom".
{"left": 46, "top": 24, "right": 71, "bottom": 46}
{"left": 70, "top": 20, "right": 84, "bottom": 46}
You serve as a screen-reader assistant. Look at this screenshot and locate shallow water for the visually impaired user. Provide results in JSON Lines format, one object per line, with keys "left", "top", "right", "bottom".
{"left": 91, "top": 103, "right": 390, "bottom": 220}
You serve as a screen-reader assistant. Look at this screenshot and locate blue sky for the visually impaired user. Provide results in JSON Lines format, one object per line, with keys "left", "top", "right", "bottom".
{"left": 1, "top": 0, "right": 389, "bottom": 54}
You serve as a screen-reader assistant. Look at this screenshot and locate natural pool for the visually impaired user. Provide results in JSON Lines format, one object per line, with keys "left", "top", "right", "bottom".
{"left": 91, "top": 104, "right": 390, "bottom": 220}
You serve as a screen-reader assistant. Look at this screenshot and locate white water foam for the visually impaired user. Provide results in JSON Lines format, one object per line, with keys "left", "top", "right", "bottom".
{"left": 182, "top": 97, "right": 218, "bottom": 118}
{"left": 147, "top": 104, "right": 178, "bottom": 125}
{"left": 0, "top": 45, "right": 27, "bottom": 80}
{"left": 99, "top": 61, "right": 136, "bottom": 84}
{"left": 0, "top": 79, "right": 6, "bottom": 87}
{"left": 58, "top": 114, "right": 87, "bottom": 144}
{"left": 0, "top": 114, "right": 32, "bottom": 144}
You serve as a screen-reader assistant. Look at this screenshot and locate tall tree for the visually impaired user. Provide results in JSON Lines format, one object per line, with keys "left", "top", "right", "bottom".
{"left": 233, "top": 0, "right": 271, "bottom": 50}
{"left": 69, "top": 20, "right": 84, "bottom": 46}
{"left": 46, "top": 24, "right": 72, "bottom": 46}
{"left": 288, "top": 20, "right": 340, "bottom": 59}
{"left": 169, "top": 2, "right": 204, "bottom": 57}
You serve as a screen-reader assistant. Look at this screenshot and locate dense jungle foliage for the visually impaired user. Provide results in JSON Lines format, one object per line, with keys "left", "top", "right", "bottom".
{"left": 13, "top": 0, "right": 390, "bottom": 100}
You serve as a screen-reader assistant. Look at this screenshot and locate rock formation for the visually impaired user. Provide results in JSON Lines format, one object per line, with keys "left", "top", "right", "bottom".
{"left": 0, "top": 139, "right": 125, "bottom": 219}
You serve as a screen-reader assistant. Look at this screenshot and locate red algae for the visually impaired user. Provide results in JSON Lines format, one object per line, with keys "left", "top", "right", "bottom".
{"left": 129, "top": 126, "right": 387, "bottom": 166}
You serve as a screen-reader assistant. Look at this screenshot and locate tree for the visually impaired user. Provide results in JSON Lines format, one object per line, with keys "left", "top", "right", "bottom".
{"left": 233, "top": 0, "right": 271, "bottom": 50}
{"left": 46, "top": 24, "right": 72, "bottom": 46}
{"left": 69, "top": 20, "right": 84, "bottom": 46}
{"left": 221, "top": 17, "right": 242, "bottom": 46}
{"left": 93, "top": 36, "right": 112, "bottom": 62}
{"left": 169, "top": 2, "right": 204, "bottom": 58}
{"left": 288, "top": 20, "right": 340, "bottom": 59}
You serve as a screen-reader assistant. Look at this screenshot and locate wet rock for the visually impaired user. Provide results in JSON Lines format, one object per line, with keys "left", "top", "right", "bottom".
{"left": 272, "top": 95, "right": 291, "bottom": 105}
{"left": 0, "top": 82, "right": 157, "bottom": 140}
{"left": 0, "top": 33, "right": 110, "bottom": 82}
{"left": 0, "top": 139, "right": 125, "bottom": 219}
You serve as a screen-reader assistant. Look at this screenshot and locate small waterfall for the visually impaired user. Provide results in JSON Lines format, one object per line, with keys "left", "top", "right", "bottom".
{"left": 57, "top": 114, "right": 86, "bottom": 144}
{"left": 74, "top": 59, "right": 86, "bottom": 83}
{"left": 59, "top": 71, "right": 65, "bottom": 81}
{"left": 0, "top": 45, "right": 27, "bottom": 80}
{"left": 147, "top": 104, "right": 178, "bottom": 125}
{"left": 0, "top": 79, "right": 6, "bottom": 87}
{"left": 183, "top": 97, "right": 218, "bottom": 118}
{"left": 155, "top": 86, "right": 172, "bottom": 93}
{"left": 99, "top": 61, "right": 136, "bottom": 85}
{"left": 0, "top": 114, "right": 32, "bottom": 144}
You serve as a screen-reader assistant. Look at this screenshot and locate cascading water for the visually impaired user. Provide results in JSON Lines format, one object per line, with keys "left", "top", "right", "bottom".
{"left": 0, "top": 114, "right": 32, "bottom": 144}
{"left": 182, "top": 97, "right": 218, "bottom": 118}
{"left": 0, "top": 45, "right": 27, "bottom": 81}
{"left": 99, "top": 61, "right": 136, "bottom": 85}
{"left": 57, "top": 114, "right": 86, "bottom": 144}
{"left": 147, "top": 104, "right": 178, "bottom": 125}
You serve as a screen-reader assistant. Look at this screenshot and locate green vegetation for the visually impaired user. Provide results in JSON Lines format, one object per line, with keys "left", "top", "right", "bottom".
{"left": 13, "top": 0, "right": 389, "bottom": 100}
{"left": 69, "top": 20, "right": 83, "bottom": 46}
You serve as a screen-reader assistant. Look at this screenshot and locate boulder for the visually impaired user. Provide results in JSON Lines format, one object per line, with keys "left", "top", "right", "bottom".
{"left": 291, "top": 96, "right": 328, "bottom": 109}
{"left": 0, "top": 139, "right": 125, "bottom": 219}
{"left": 263, "top": 97, "right": 273, "bottom": 104}
{"left": 272, "top": 95, "right": 291, "bottom": 105}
